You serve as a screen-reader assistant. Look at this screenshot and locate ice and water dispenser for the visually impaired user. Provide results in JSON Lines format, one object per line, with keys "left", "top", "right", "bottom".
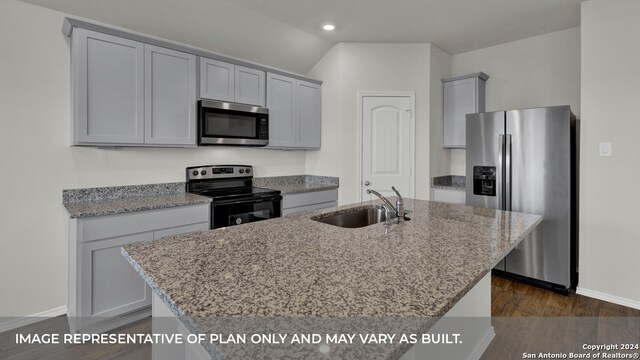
{"left": 473, "top": 166, "right": 496, "bottom": 196}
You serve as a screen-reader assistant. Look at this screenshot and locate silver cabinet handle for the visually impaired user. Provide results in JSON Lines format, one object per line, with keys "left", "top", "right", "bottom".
{"left": 364, "top": 181, "right": 371, "bottom": 186}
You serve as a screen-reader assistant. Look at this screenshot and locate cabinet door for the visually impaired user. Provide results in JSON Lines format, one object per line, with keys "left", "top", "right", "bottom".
{"left": 296, "top": 80, "right": 321, "bottom": 148}
{"left": 235, "top": 66, "right": 265, "bottom": 106}
{"left": 72, "top": 29, "right": 144, "bottom": 144}
{"left": 144, "top": 45, "right": 197, "bottom": 145}
{"left": 199, "top": 58, "right": 234, "bottom": 102}
{"left": 81, "top": 232, "right": 152, "bottom": 319}
{"left": 266, "top": 73, "right": 297, "bottom": 147}
{"left": 443, "top": 78, "right": 477, "bottom": 148}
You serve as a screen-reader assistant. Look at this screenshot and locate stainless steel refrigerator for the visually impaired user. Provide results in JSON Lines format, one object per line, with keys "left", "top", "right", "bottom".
{"left": 465, "top": 106, "right": 578, "bottom": 293}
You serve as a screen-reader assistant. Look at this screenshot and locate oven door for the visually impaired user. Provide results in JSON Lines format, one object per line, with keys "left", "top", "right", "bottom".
{"left": 211, "top": 195, "right": 282, "bottom": 229}
{"left": 199, "top": 100, "right": 269, "bottom": 146}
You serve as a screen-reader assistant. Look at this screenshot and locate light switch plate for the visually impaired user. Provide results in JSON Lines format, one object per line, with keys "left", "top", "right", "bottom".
{"left": 599, "top": 142, "right": 612, "bottom": 157}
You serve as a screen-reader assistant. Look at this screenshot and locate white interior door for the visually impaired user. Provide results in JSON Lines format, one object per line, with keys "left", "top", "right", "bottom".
{"left": 360, "top": 94, "right": 414, "bottom": 201}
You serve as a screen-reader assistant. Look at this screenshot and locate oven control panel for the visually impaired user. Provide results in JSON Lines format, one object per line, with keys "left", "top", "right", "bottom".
{"left": 187, "top": 165, "right": 253, "bottom": 180}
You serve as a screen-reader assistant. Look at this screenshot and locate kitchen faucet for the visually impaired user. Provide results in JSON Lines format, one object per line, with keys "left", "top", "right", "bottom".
{"left": 366, "top": 186, "right": 407, "bottom": 224}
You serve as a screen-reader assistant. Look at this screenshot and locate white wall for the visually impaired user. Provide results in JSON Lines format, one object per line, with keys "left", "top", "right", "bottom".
{"left": 20, "top": 0, "right": 332, "bottom": 74}
{"left": 0, "top": 0, "right": 306, "bottom": 319}
{"left": 305, "top": 43, "right": 431, "bottom": 205}
{"left": 449, "top": 27, "right": 581, "bottom": 175}
{"left": 429, "top": 46, "right": 452, "bottom": 178}
{"left": 577, "top": 0, "right": 640, "bottom": 307}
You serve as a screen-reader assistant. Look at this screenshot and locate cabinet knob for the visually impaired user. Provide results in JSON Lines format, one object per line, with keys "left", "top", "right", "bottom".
{"left": 364, "top": 181, "right": 371, "bottom": 186}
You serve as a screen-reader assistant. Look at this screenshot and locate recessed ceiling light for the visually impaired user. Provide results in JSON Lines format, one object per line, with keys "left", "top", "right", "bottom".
{"left": 322, "top": 24, "right": 335, "bottom": 31}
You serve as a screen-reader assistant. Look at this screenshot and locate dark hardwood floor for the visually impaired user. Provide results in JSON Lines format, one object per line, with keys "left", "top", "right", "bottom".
{"left": 483, "top": 275, "right": 640, "bottom": 359}
{"left": 490, "top": 275, "right": 640, "bottom": 317}
{"left": 2, "top": 276, "right": 638, "bottom": 359}
{"left": 0, "top": 317, "right": 151, "bottom": 360}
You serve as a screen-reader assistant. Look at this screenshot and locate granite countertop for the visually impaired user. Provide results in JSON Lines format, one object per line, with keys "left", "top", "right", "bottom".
{"left": 122, "top": 199, "right": 541, "bottom": 359}
{"left": 63, "top": 182, "right": 211, "bottom": 218}
{"left": 61, "top": 175, "right": 337, "bottom": 218}
{"left": 432, "top": 175, "right": 466, "bottom": 190}
{"left": 253, "top": 175, "right": 338, "bottom": 194}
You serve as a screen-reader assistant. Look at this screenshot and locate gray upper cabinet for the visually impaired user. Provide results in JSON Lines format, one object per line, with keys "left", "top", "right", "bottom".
{"left": 199, "top": 58, "right": 234, "bottom": 102}
{"left": 235, "top": 65, "right": 265, "bottom": 106}
{"left": 267, "top": 73, "right": 297, "bottom": 148}
{"left": 199, "top": 58, "right": 265, "bottom": 107}
{"left": 71, "top": 29, "right": 196, "bottom": 147}
{"left": 267, "top": 73, "right": 321, "bottom": 149}
{"left": 72, "top": 28, "right": 144, "bottom": 144}
{"left": 296, "top": 80, "right": 321, "bottom": 148}
{"left": 144, "top": 45, "right": 196, "bottom": 145}
{"left": 442, "top": 72, "right": 488, "bottom": 148}
{"left": 65, "top": 19, "right": 321, "bottom": 148}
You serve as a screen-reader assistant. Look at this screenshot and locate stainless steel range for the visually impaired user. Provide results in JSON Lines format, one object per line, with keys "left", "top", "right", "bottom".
{"left": 186, "top": 165, "right": 282, "bottom": 229}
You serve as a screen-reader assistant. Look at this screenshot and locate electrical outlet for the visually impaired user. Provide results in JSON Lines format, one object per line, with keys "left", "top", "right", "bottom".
{"left": 599, "top": 142, "right": 612, "bottom": 157}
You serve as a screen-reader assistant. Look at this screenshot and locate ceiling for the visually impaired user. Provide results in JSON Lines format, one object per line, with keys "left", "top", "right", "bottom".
{"left": 21, "top": 0, "right": 584, "bottom": 74}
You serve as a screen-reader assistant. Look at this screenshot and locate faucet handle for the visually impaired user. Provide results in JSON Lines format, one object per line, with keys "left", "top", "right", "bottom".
{"left": 390, "top": 186, "right": 405, "bottom": 223}
{"left": 391, "top": 186, "right": 403, "bottom": 203}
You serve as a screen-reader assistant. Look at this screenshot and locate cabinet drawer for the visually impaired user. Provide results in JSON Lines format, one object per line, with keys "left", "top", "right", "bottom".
{"left": 282, "top": 201, "right": 338, "bottom": 216}
{"left": 80, "top": 204, "right": 210, "bottom": 241}
{"left": 431, "top": 188, "right": 466, "bottom": 204}
{"left": 282, "top": 189, "right": 338, "bottom": 210}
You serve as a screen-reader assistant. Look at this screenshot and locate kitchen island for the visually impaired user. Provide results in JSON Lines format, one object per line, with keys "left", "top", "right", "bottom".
{"left": 122, "top": 199, "right": 541, "bottom": 359}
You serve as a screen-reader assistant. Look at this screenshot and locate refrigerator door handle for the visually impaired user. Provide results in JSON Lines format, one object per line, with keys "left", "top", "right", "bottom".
{"left": 505, "top": 134, "right": 512, "bottom": 211}
{"left": 499, "top": 134, "right": 505, "bottom": 210}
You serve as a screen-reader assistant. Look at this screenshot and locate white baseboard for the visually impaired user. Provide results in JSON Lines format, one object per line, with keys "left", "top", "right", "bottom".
{"left": 576, "top": 287, "right": 640, "bottom": 310}
{"left": 0, "top": 306, "right": 67, "bottom": 333}
{"left": 467, "top": 326, "right": 496, "bottom": 360}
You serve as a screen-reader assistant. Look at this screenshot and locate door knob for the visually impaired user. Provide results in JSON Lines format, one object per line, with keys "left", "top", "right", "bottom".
{"left": 364, "top": 181, "right": 371, "bottom": 186}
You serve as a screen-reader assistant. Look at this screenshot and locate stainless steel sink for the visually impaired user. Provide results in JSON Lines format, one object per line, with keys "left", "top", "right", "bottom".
{"left": 311, "top": 206, "right": 386, "bottom": 228}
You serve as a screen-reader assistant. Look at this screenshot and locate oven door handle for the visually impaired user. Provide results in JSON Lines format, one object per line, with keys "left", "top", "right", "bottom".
{"left": 213, "top": 195, "right": 282, "bottom": 206}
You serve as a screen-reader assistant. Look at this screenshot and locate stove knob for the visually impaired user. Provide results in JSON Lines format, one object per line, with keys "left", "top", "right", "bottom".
{"left": 239, "top": 169, "right": 245, "bottom": 174}
{"left": 192, "top": 170, "right": 198, "bottom": 176}
{"left": 201, "top": 170, "right": 207, "bottom": 176}
{"left": 245, "top": 168, "right": 251, "bottom": 173}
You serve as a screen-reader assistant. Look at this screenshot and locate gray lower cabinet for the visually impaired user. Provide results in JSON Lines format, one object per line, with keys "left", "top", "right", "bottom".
{"left": 266, "top": 73, "right": 321, "bottom": 149}
{"left": 71, "top": 28, "right": 197, "bottom": 147}
{"left": 199, "top": 57, "right": 265, "bottom": 107}
{"left": 442, "top": 72, "right": 489, "bottom": 148}
{"left": 282, "top": 189, "right": 338, "bottom": 216}
{"left": 68, "top": 204, "right": 210, "bottom": 333}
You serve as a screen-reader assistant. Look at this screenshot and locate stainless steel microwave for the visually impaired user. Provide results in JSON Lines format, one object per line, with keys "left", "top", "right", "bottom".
{"left": 198, "top": 100, "right": 269, "bottom": 146}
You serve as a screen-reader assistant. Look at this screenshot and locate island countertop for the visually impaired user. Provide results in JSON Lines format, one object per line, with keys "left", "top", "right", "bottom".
{"left": 123, "top": 200, "right": 541, "bottom": 317}
{"left": 123, "top": 199, "right": 540, "bottom": 318}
